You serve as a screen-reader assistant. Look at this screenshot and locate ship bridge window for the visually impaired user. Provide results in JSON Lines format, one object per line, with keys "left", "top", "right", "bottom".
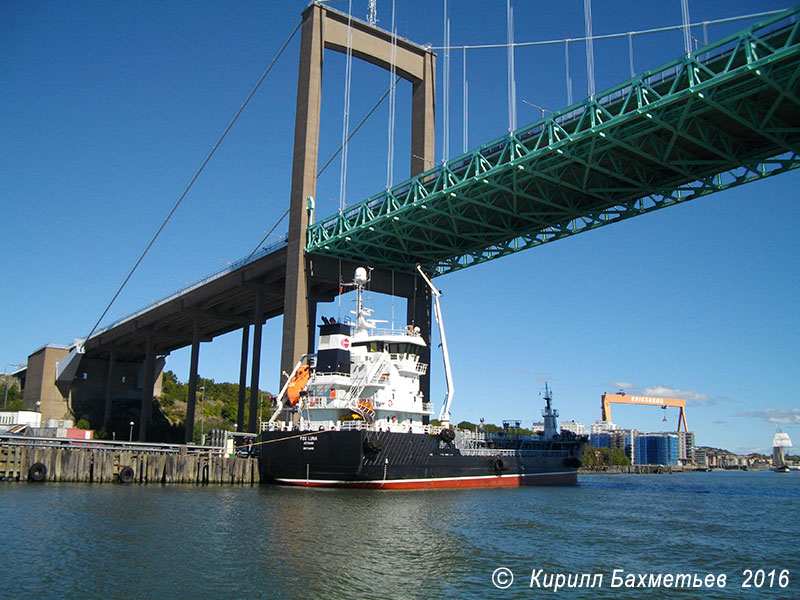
{"left": 388, "top": 343, "right": 419, "bottom": 358}
{"left": 352, "top": 341, "right": 385, "bottom": 353}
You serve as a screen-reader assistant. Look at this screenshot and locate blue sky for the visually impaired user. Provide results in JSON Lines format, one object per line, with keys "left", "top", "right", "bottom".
{"left": 2, "top": 0, "right": 798, "bottom": 454}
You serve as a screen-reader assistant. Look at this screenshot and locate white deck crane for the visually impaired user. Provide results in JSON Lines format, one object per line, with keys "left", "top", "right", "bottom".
{"left": 416, "top": 265, "right": 455, "bottom": 428}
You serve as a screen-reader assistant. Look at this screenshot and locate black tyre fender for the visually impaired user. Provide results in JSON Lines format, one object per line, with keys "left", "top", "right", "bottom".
{"left": 118, "top": 466, "right": 135, "bottom": 484}
{"left": 439, "top": 428, "right": 456, "bottom": 443}
{"left": 28, "top": 462, "right": 47, "bottom": 482}
{"left": 493, "top": 456, "right": 508, "bottom": 472}
{"left": 363, "top": 437, "right": 383, "bottom": 454}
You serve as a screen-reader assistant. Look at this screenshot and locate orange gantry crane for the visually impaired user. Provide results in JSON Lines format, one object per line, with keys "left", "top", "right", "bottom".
{"left": 601, "top": 393, "right": 689, "bottom": 432}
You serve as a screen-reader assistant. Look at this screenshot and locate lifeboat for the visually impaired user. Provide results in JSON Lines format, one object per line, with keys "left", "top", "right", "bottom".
{"left": 286, "top": 365, "right": 311, "bottom": 406}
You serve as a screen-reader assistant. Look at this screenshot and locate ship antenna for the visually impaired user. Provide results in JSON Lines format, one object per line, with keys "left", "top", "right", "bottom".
{"left": 349, "top": 266, "right": 371, "bottom": 333}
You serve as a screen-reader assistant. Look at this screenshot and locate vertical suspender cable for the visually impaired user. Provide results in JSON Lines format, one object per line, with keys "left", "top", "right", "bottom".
{"left": 584, "top": 0, "right": 596, "bottom": 99}
{"left": 506, "top": 0, "right": 517, "bottom": 132}
{"left": 337, "top": 0, "right": 354, "bottom": 322}
{"left": 681, "top": 0, "right": 692, "bottom": 55}
{"left": 386, "top": 0, "right": 397, "bottom": 189}
{"left": 442, "top": 0, "right": 450, "bottom": 162}
{"left": 702, "top": 21, "right": 709, "bottom": 61}
{"left": 462, "top": 48, "right": 468, "bottom": 153}
{"left": 628, "top": 32, "right": 635, "bottom": 77}
{"left": 339, "top": 0, "right": 355, "bottom": 214}
{"left": 565, "top": 40, "right": 573, "bottom": 105}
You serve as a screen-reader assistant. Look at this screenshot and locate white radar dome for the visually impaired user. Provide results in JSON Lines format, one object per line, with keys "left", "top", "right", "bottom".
{"left": 354, "top": 267, "right": 368, "bottom": 285}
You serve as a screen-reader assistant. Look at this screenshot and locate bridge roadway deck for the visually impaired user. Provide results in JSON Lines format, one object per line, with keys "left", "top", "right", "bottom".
{"left": 307, "top": 7, "right": 800, "bottom": 275}
{"left": 82, "top": 248, "right": 415, "bottom": 363}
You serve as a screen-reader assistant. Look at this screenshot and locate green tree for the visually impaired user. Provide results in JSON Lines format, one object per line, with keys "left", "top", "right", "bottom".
{"left": 2, "top": 376, "right": 23, "bottom": 411}
{"left": 609, "top": 448, "right": 631, "bottom": 466}
{"left": 581, "top": 444, "right": 597, "bottom": 468}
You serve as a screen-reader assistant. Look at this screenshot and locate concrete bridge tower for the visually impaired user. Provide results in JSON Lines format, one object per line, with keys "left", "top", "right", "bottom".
{"left": 282, "top": 2, "right": 436, "bottom": 400}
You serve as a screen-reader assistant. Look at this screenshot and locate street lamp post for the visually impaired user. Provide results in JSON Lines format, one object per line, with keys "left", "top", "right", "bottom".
{"left": 129, "top": 421, "right": 134, "bottom": 442}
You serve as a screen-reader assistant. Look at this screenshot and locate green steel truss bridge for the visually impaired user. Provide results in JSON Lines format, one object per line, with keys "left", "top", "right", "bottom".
{"left": 306, "top": 7, "right": 800, "bottom": 276}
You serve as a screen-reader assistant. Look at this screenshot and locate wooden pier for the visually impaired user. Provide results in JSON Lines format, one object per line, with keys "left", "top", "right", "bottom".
{"left": 0, "top": 441, "right": 259, "bottom": 485}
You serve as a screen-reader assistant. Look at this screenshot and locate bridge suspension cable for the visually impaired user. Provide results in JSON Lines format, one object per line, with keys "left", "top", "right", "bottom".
{"left": 83, "top": 20, "right": 302, "bottom": 344}
{"left": 318, "top": 76, "right": 402, "bottom": 180}
{"left": 429, "top": 9, "right": 786, "bottom": 51}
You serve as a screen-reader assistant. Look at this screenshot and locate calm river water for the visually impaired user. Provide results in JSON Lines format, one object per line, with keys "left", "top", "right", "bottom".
{"left": 1, "top": 470, "right": 797, "bottom": 599}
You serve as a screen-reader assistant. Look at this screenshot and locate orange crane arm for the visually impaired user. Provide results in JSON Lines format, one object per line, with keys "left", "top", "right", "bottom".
{"left": 601, "top": 393, "right": 689, "bottom": 432}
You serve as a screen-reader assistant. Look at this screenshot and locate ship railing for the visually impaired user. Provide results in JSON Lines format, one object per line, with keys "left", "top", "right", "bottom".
{"left": 459, "top": 448, "right": 519, "bottom": 457}
{"left": 309, "top": 372, "right": 351, "bottom": 383}
{"left": 367, "top": 326, "right": 424, "bottom": 338}
{"left": 339, "top": 420, "right": 372, "bottom": 431}
{"left": 459, "top": 448, "right": 570, "bottom": 457}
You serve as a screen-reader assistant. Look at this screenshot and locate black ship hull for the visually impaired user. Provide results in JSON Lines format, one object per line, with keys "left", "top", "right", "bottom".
{"left": 259, "top": 429, "right": 584, "bottom": 489}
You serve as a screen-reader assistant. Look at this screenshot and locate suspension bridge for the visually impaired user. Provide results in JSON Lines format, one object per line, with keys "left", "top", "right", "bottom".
{"left": 307, "top": 6, "right": 800, "bottom": 274}
{"left": 23, "top": 2, "right": 800, "bottom": 442}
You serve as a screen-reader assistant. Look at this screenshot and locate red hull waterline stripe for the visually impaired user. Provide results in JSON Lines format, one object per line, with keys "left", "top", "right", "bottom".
{"left": 274, "top": 471, "right": 577, "bottom": 490}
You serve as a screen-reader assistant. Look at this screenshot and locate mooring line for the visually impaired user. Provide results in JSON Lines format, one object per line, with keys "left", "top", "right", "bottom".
{"left": 234, "top": 427, "right": 339, "bottom": 450}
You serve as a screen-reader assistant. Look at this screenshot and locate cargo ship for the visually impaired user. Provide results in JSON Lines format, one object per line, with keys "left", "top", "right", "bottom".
{"left": 259, "top": 267, "right": 587, "bottom": 489}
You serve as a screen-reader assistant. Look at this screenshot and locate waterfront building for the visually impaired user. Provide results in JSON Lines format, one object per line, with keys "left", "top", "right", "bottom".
{"left": 694, "top": 447, "right": 708, "bottom": 468}
{"left": 560, "top": 420, "right": 586, "bottom": 436}
{"left": 678, "top": 431, "right": 696, "bottom": 464}
{"left": 590, "top": 420, "right": 619, "bottom": 448}
{"left": 635, "top": 433, "right": 680, "bottom": 466}
{"left": 20, "top": 343, "right": 164, "bottom": 424}
{"left": 611, "top": 429, "right": 637, "bottom": 464}
{"left": 0, "top": 410, "right": 41, "bottom": 433}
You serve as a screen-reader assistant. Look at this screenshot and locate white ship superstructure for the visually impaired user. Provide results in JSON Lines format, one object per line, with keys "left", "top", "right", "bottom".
{"left": 269, "top": 267, "right": 434, "bottom": 433}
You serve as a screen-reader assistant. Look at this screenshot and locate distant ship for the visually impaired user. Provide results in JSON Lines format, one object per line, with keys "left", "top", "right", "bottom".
{"left": 772, "top": 429, "right": 793, "bottom": 472}
{"left": 258, "top": 267, "right": 587, "bottom": 489}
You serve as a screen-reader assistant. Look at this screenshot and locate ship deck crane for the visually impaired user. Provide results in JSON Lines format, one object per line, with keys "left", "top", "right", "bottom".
{"left": 416, "top": 265, "right": 454, "bottom": 428}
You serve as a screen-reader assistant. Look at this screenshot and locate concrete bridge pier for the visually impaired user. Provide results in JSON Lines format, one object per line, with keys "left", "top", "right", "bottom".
{"left": 139, "top": 333, "right": 155, "bottom": 441}
{"left": 236, "top": 324, "right": 249, "bottom": 432}
{"left": 102, "top": 348, "right": 117, "bottom": 430}
{"left": 248, "top": 290, "right": 265, "bottom": 434}
{"left": 184, "top": 317, "right": 202, "bottom": 443}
